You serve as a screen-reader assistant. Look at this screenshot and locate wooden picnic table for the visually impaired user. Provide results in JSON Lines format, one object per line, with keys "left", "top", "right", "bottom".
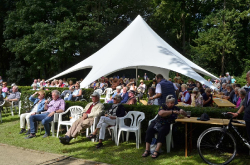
{"left": 139, "top": 100, "right": 148, "bottom": 105}
{"left": 213, "top": 94, "right": 224, "bottom": 98}
{"left": 175, "top": 117, "right": 245, "bottom": 157}
{"left": 213, "top": 98, "right": 236, "bottom": 108}
{"left": 176, "top": 102, "right": 194, "bottom": 107}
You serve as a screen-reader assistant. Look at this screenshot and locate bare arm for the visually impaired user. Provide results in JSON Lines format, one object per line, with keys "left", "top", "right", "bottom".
{"left": 158, "top": 110, "right": 179, "bottom": 117}
{"left": 149, "top": 93, "right": 161, "bottom": 100}
{"left": 48, "top": 109, "right": 64, "bottom": 117}
{"left": 6, "top": 98, "right": 19, "bottom": 102}
{"left": 203, "top": 97, "right": 211, "bottom": 105}
{"left": 73, "top": 89, "right": 82, "bottom": 97}
{"left": 228, "top": 105, "right": 244, "bottom": 118}
{"left": 222, "top": 95, "right": 230, "bottom": 100}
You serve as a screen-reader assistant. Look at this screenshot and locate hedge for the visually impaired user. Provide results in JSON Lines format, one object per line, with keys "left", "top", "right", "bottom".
{"left": 64, "top": 102, "right": 240, "bottom": 135}
{"left": 19, "top": 88, "right": 94, "bottom": 112}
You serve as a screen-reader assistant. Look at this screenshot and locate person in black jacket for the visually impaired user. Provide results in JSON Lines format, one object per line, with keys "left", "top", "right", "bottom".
{"left": 142, "top": 95, "right": 186, "bottom": 158}
{"left": 87, "top": 94, "right": 126, "bottom": 148}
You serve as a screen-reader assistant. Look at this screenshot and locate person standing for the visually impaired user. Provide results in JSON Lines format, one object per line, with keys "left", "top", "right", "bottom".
{"left": 148, "top": 74, "right": 178, "bottom": 106}
{"left": 144, "top": 73, "right": 148, "bottom": 80}
{"left": 220, "top": 75, "right": 227, "bottom": 85}
{"left": 229, "top": 70, "right": 250, "bottom": 143}
{"left": 226, "top": 72, "right": 231, "bottom": 84}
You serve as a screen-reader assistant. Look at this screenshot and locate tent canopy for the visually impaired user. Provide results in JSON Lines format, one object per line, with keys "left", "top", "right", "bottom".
{"left": 47, "top": 15, "right": 218, "bottom": 89}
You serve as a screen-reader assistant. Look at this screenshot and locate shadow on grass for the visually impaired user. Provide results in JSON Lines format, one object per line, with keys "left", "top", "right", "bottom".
{"left": 59, "top": 138, "right": 208, "bottom": 165}
{"left": 1, "top": 113, "right": 19, "bottom": 123}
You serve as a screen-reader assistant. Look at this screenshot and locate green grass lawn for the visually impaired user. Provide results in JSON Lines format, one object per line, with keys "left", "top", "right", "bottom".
{"left": 0, "top": 112, "right": 249, "bottom": 165}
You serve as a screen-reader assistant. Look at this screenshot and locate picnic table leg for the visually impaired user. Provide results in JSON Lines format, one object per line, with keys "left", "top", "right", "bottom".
{"left": 189, "top": 123, "right": 192, "bottom": 153}
{"left": 185, "top": 122, "right": 187, "bottom": 157}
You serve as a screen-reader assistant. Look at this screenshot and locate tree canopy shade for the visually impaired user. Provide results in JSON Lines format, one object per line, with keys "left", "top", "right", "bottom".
{"left": 47, "top": 15, "right": 218, "bottom": 89}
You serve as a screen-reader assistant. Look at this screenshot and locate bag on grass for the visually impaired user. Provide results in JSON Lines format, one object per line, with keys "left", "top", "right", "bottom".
{"left": 150, "top": 138, "right": 157, "bottom": 154}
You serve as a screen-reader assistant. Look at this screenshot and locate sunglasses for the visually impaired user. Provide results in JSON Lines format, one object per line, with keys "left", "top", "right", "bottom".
{"left": 113, "top": 98, "right": 117, "bottom": 100}
{"left": 168, "top": 96, "right": 174, "bottom": 99}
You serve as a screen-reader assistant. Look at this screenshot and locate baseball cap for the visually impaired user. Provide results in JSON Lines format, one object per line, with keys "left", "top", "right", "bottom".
{"left": 91, "top": 91, "right": 100, "bottom": 97}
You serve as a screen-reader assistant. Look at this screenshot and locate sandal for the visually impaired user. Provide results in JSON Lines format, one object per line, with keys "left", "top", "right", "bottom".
{"left": 142, "top": 150, "right": 150, "bottom": 157}
{"left": 96, "top": 142, "right": 103, "bottom": 148}
{"left": 87, "top": 134, "right": 96, "bottom": 140}
{"left": 151, "top": 151, "right": 160, "bottom": 159}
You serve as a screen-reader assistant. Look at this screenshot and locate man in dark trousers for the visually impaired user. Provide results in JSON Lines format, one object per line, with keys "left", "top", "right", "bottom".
{"left": 230, "top": 70, "right": 250, "bottom": 142}
{"left": 148, "top": 74, "right": 178, "bottom": 106}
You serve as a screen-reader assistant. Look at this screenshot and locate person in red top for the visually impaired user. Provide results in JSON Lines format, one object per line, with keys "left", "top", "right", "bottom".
{"left": 59, "top": 91, "right": 104, "bottom": 144}
{"left": 58, "top": 79, "right": 65, "bottom": 87}
{"left": 180, "top": 84, "right": 191, "bottom": 104}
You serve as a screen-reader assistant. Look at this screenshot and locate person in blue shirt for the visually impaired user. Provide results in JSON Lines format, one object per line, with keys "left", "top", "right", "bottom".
{"left": 19, "top": 91, "right": 46, "bottom": 135}
{"left": 231, "top": 76, "right": 236, "bottom": 84}
{"left": 64, "top": 83, "right": 82, "bottom": 101}
{"left": 120, "top": 87, "right": 129, "bottom": 104}
{"left": 107, "top": 86, "right": 122, "bottom": 104}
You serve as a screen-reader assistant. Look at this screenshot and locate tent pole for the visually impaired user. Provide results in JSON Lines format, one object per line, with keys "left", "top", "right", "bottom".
{"left": 136, "top": 66, "right": 138, "bottom": 86}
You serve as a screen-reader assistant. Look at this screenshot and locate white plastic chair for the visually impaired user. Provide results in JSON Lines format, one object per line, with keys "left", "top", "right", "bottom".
{"left": 148, "top": 115, "right": 174, "bottom": 153}
{"left": 85, "top": 117, "right": 98, "bottom": 142}
{"left": 39, "top": 112, "right": 59, "bottom": 137}
{"left": 0, "top": 101, "right": 4, "bottom": 123}
{"left": 4, "top": 93, "right": 21, "bottom": 116}
{"left": 108, "top": 117, "right": 124, "bottom": 145}
{"left": 56, "top": 106, "right": 83, "bottom": 137}
{"left": 94, "top": 89, "right": 103, "bottom": 96}
{"left": 102, "top": 88, "right": 113, "bottom": 102}
{"left": 117, "top": 111, "right": 145, "bottom": 149}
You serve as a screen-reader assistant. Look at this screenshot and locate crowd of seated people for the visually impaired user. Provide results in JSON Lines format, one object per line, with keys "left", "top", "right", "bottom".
{"left": 30, "top": 78, "right": 82, "bottom": 89}
{"left": 88, "top": 73, "right": 247, "bottom": 109}
{"left": 2, "top": 72, "right": 249, "bottom": 160}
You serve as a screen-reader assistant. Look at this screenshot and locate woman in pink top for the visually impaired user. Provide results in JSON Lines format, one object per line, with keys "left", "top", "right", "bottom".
{"left": 236, "top": 97, "right": 241, "bottom": 108}
{"left": 1, "top": 82, "right": 8, "bottom": 98}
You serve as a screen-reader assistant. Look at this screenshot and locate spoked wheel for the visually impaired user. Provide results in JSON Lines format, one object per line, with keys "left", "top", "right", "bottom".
{"left": 197, "top": 127, "right": 236, "bottom": 165}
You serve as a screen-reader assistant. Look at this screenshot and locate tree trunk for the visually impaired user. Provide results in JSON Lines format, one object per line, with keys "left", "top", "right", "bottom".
{"left": 221, "top": 49, "right": 225, "bottom": 75}
{"left": 181, "top": 1, "right": 186, "bottom": 55}
{"left": 221, "top": 0, "right": 226, "bottom": 75}
{"left": 182, "top": 13, "right": 185, "bottom": 54}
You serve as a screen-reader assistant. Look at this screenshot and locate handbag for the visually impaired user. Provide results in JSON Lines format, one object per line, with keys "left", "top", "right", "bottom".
{"left": 153, "top": 122, "right": 162, "bottom": 131}
{"left": 150, "top": 138, "right": 157, "bottom": 154}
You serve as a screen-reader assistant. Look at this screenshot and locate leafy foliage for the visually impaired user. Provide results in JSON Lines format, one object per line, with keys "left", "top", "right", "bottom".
{"left": 1, "top": 0, "right": 250, "bottom": 84}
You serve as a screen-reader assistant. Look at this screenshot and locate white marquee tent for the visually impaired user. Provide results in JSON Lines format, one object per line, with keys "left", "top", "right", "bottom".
{"left": 47, "top": 15, "right": 218, "bottom": 89}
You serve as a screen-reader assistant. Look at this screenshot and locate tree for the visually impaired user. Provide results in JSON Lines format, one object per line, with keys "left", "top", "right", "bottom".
{"left": 191, "top": 0, "right": 250, "bottom": 76}
{"left": 3, "top": 0, "right": 153, "bottom": 84}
